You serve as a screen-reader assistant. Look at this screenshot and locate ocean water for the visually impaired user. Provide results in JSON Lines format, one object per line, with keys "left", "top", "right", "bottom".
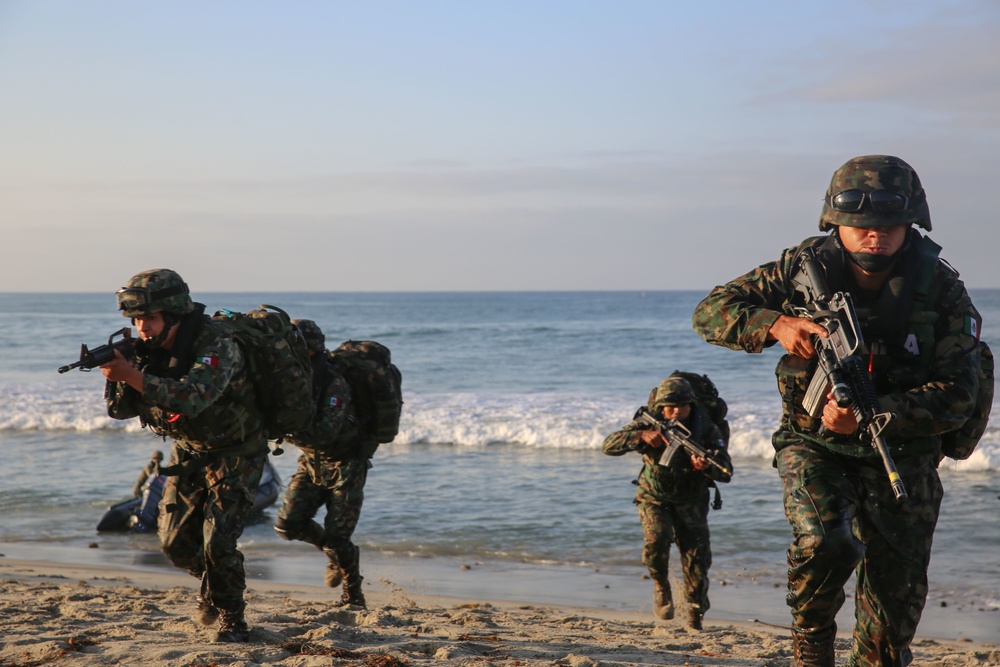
{"left": 1, "top": 291, "right": 997, "bottom": 639}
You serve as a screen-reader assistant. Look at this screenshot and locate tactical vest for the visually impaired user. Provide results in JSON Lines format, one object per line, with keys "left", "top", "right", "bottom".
{"left": 137, "top": 318, "right": 266, "bottom": 455}
{"left": 774, "top": 232, "right": 944, "bottom": 458}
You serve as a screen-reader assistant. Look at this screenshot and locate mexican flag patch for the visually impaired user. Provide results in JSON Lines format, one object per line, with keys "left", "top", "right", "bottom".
{"left": 964, "top": 316, "right": 981, "bottom": 340}
{"left": 198, "top": 356, "right": 220, "bottom": 366}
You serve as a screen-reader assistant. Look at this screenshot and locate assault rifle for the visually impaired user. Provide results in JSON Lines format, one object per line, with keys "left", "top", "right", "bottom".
{"left": 58, "top": 327, "right": 134, "bottom": 374}
{"left": 634, "top": 407, "right": 732, "bottom": 477}
{"left": 786, "top": 247, "right": 907, "bottom": 501}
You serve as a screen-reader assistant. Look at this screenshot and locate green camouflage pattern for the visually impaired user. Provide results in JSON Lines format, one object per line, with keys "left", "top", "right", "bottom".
{"left": 277, "top": 457, "right": 369, "bottom": 588}
{"left": 649, "top": 370, "right": 732, "bottom": 445}
{"left": 819, "top": 155, "right": 931, "bottom": 232}
{"left": 118, "top": 268, "right": 195, "bottom": 317}
{"left": 107, "top": 319, "right": 268, "bottom": 453}
{"left": 691, "top": 229, "right": 981, "bottom": 664}
{"left": 105, "top": 310, "right": 269, "bottom": 619}
{"left": 776, "top": 444, "right": 941, "bottom": 667}
{"left": 650, "top": 376, "right": 695, "bottom": 409}
{"left": 637, "top": 492, "right": 713, "bottom": 611}
{"left": 158, "top": 448, "right": 267, "bottom": 614}
{"left": 603, "top": 404, "right": 732, "bottom": 503}
{"left": 287, "top": 362, "right": 372, "bottom": 460}
{"left": 212, "top": 306, "right": 315, "bottom": 440}
{"left": 691, "top": 233, "right": 981, "bottom": 461}
{"left": 604, "top": 399, "right": 733, "bottom": 613}
{"left": 278, "top": 355, "right": 372, "bottom": 591}
{"left": 329, "top": 340, "right": 403, "bottom": 444}
{"left": 292, "top": 318, "right": 326, "bottom": 354}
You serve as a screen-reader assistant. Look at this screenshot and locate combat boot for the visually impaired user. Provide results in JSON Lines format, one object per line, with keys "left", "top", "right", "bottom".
{"left": 792, "top": 626, "right": 836, "bottom": 667}
{"left": 336, "top": 545, "right": 366, "bottom": 608}
{"left": 687, "top": 604, "right": 703, "bottom": 631}
{"left": 194, "top": 596, "right": 219, "bottom": 627}
{"left": 339, "top": 575, "right": 367, "bottom": 608}
{"left": 323, "top": 547, "right": 344, "bottom": 588}
{"left": 652, "top": 580, "right": 674, "bottom": 620}
{"left": 215, "top": 607, "right": 250, "bottom": 643}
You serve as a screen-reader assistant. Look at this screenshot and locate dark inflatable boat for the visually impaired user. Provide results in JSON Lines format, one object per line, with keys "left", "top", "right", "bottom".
{"left": 96, "top": 458, "right": 282, "bottom": 533}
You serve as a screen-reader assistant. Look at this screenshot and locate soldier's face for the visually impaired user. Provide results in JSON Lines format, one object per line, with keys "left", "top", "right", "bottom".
{"left": 661, "top": 404, "right": 691, "bottom": 421}
{"left": 134, "top": 312, "right": 179, "bottom": 348}
{"left": 837, "top": 224, "right": 908, "bottom": 257}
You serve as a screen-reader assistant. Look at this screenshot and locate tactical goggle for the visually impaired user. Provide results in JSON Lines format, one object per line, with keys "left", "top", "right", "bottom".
{"left": 116, "top": 284, "right": 188, "bottom": 311}
{"left": 827, "top": 189, "right": 911, "bottom": 214}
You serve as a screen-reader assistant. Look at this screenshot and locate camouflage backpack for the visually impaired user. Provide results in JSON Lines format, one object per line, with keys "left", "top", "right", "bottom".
{"left": 211, "top": 305, "right": 314, "bottom": 443}
{"left": 941, "top": 340, "right": 994, "bottom": 460}
{"left": 649, "top": 370, "right": 730, "bottom": 445}
{"left": 908, "top": 241, "right": 994, "bottom": 460}
{"left": 328, "top": 340, "right": 403, "bottom": 443}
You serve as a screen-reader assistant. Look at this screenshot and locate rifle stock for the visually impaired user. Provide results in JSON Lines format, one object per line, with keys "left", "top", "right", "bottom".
{"left": 787, "top": 247, "right": 908, "bottom": 501}
{"left": 58, "top": 327, "right": 134, "bottom": 374}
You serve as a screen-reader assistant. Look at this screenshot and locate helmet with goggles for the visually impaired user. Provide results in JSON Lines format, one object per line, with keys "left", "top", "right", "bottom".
{"left": 651, "top": 377, "right": 695, "bottom": 410}
{"left": 116, "top": 269, "right": 194, "bottom": 318}
{"left": 819, "top": 155, "right": 931, "bottom": 232}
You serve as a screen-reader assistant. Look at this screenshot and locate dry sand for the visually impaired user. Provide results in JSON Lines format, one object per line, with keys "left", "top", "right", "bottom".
{"left": 1, "top": 556, "right": 997, "bottom": 667}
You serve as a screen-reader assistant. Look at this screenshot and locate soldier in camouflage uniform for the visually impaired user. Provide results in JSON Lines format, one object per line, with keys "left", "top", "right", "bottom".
{"left": 101, "top": 269, "right": 268, "bottom": 643}
{"left": 603, "top": 375, "right": 733, "bottom": 630}
{"left": 274, "top": 319, "right": 376, "bottom": 608}
{"left": 692, "top": 156, "right": 982, "bottom": 667}
{"left": 131, "top": 449, "right": 163, "bottom": 498}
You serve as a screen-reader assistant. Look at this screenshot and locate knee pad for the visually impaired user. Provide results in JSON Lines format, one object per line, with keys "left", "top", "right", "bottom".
{"left": 798, "top": 525, "right": 865, "bottom": 574}
{"left": 274, "top": 517, "right": 304, "bottom": 541}
{"left": 275, "top": 517, "right": 325, "bottom": 547}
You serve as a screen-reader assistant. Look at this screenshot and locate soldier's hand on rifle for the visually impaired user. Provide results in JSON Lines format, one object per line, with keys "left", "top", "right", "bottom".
{"left": 100, "top": 350, "right": 145, "bottom": 392}
{"left": 639, "top": 430, "right": 669, "bottom": 449}
{"left": 822, "top": 392, "right": 859, "bottom": 435}
{"left": 768, "top": 315, "right": 828, "bottom": 358}
{"left": 691, "top": 454, "right": 711, "bottom": 471}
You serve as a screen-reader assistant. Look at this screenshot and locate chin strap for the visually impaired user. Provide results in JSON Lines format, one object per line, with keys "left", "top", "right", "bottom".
{"left": 833, "top": 227, "right": 912, "bottom": 273}
{"left": 138, "top": 312, "right": 180, "bottom": 349}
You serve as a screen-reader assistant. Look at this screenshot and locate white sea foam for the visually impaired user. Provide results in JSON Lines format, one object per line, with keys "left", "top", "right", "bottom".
{"left": 4, "top": 381, "right": 995, "bottom": 469}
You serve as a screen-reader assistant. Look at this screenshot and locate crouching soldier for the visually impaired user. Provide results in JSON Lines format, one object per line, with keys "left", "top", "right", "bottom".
{"left": 101, "top": 269, "right": 268, "bottom": 643}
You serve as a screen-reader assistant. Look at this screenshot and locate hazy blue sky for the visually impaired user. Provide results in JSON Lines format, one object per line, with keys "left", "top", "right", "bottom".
{"left": 2, "top": 1, "right": 998, "bottom": 291}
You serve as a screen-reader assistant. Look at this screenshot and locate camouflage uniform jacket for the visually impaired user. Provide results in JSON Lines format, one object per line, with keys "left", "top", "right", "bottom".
{"left": 692, "top": 232, "right": 982, "bottom": 460}
{"left": 285, "top": 356, "right": 374, "bottom": 462}
{"left": 106, "top": 310, "right": 267, "bottom": 455}
{"left": 603, "top": 404, "right": 732, "bottom": 506}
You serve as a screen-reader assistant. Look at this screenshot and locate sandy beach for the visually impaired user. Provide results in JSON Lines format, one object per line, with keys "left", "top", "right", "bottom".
{"left": 1, "top": 554, "right": 997, "bottom": 667}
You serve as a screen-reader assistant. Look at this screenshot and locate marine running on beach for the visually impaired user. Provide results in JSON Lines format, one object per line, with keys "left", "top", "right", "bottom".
{"left": 602, "top": 374, "right": 733, "bottom": 631}
{"left": 101, "top": 268, "right": 269, "bottom": 644}
{"left": 274, "top": 318, "right": 376, "bottom": 608}
{"left": 692, "top": 155, "right": 983, "bottom": 667}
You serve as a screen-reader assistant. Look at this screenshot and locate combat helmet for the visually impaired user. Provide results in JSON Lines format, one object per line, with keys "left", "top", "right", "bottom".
{"left": 819, "top": 155, "right": 931, "bottom": 232}
{"left": 116, "top": 269, "right": 194, "bottom": 318}
{"left": 650, "top": 376, "right": 695, "bottom": 411}
{"left": 291, "top": 319, "right": 325, "bottom": 354}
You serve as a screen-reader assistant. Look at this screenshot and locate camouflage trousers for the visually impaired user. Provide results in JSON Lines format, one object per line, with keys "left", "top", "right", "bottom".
{"left": 277, "top": 454, "right": 369, "bottom": 577}
{"left": 636, "top": 489, "right": 713, "bottom": 611}
{"left": 775, "top": 443, "right": 943, "bottom": 667}
{"left": 157, "top": 448, "right": 266, "bottom": 614}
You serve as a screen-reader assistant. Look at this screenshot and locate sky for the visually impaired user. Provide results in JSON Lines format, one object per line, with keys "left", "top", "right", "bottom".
{"left": 1, "top": 0, "right": 999, "bottom": 292}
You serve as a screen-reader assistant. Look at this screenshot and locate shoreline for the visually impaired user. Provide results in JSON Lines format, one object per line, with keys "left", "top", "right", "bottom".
{"left": 2, "top": 544, "right": 998, "bottom": 667}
